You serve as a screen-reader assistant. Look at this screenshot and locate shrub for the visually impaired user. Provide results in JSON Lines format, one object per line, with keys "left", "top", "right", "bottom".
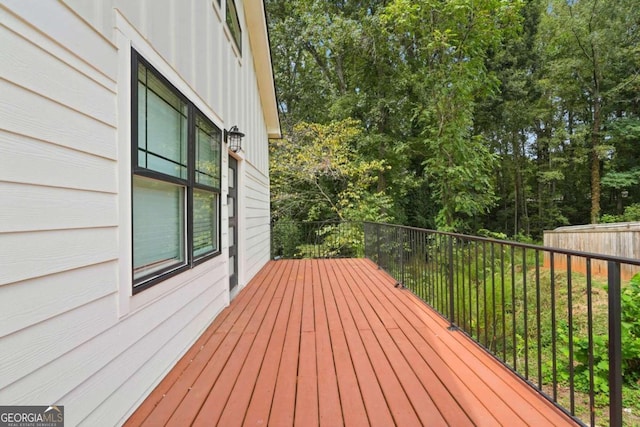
{"left": 559, "top": 273, "right": 640, "bottom": 396}
{"left": 601, "top": 203, "right": 640, "bottom": 223}
{"left": 271, "top": 219, "right": 302, "bottom": 258}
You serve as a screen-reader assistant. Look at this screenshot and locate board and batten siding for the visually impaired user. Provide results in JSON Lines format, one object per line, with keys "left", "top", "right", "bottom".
{"left": 0, "top": 0, "right": 276, "bottom": 425}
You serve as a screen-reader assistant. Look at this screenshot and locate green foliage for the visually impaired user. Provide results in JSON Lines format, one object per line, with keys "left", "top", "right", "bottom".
{"left": 271, "top": 219, "right": 302, "bottom": 258}
{"left": 477, "top": 229, "right": 508, "bottom": 240}
{"left": 266, "top": 0, "right": 640, "bottom": 238}
{"left": 381, "top": 0, "right": 521, "bottom": 231}
{"left": 271, "top": 220, "right": 364, "bottom": 259}
{"left": 601, "top": 204, "right": 640, "bottom": 223}
{"left": 547, "top": 273, "right": 640, "bottom": 400}
{"left": 513, "top": 233, "right": 536, "bottom": 244}
{"left": 296, "top": 223, "right": 365, "bottom": 258}
{"left": 601, "top": 170, "right": 640, "bottom": 190}
{"left": 536, "top": 0, "right": 640, "bottom": 223}
{"left": 270, "top": 119, "right": 393, "bottom": 223}
{"left": 372, "top": 223, "right": 640, "bottom": 422}
{"left": 621, "top": 274, "right": 640, "bottom": 383}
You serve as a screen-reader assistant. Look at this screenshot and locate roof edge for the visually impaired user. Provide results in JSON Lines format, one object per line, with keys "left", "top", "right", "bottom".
{"left": 244, "top": 0, "right": 281, "bottom": 139}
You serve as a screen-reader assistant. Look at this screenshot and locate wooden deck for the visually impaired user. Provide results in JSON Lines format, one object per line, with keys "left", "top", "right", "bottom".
{"left": 125, "top": 258, "right": 577, "bottom": 426}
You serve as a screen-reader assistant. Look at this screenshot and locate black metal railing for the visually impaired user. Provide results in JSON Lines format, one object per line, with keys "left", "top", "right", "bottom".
{"left": 363, "top": 222, "right": 640, "bottom": 427}
{"left": 270, "top": 220, "right": 364, "bottom": 259}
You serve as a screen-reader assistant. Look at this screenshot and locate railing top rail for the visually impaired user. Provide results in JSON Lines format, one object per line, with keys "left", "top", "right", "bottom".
{"left": 273, "top": 220, "right": 357, "bottom": 224}
{"left": 364, "top": 221, "right": 640, "bottom": 267}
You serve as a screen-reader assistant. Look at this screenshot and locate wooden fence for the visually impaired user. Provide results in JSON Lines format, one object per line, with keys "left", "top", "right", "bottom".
{"left": 543, "top": 222, "right": 640, "bottom": 281}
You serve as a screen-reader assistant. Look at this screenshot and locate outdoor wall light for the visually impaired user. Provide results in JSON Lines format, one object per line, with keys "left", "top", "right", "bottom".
{"left": 225, "top": 125, "right": 245, "bottom": 153}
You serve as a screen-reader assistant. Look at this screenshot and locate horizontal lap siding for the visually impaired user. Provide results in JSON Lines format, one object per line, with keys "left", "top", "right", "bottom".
{"left": 0, "top": 81, "right": 116, "bottom": 159}
{"left": 0, "top": 183, "right": 118, "bottom": 232}
{"left": 0, "top": 260, "right": 227, "bottom": 425}
{"left": 0, "top": 4, "right": 122, "bottom": 425}
{"left": 2, "top": 1, "right": 274, "bottom": 425}
{"left": 0, "top": 25, "right": 115, "bottom": 126}
{"left": 233, "top": 0, "right": 271, "bottom": 277}
{"left": 0, "top": 296, "right": 117, "bottom": 391}
{"left": 0, "top": 130, "right": 117, "bottom": 193}
{"left": 65, "top": 263, "right": 228, "bottom": 425}
{"left": 1, "top": 0, "right": 117, "bottom": 78}
{"left": 230, "top": 0, "right": 271, "bottom": 287}
{"left": 0, "top": 262, "right": 118, "bottom": 337}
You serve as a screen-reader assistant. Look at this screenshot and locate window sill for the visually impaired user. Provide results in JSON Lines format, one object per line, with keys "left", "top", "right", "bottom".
{"left": 127, "top": 254, "right": 226, "bottom": 315}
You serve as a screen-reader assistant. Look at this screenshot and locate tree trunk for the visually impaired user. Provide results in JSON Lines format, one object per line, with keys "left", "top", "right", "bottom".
{"left": 520, "top": 131, "right": 530, "bottom": 236}
{"left": 589, "top": 37, "right": 602, "bottom": 224}
{"left": 590, "top": 96, "right": 602, "bottom": 223}
{"left": 512, "top": 131, "right": 520, "bottom": 235}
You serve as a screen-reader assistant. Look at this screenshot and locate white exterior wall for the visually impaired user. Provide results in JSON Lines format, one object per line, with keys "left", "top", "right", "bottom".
{"left": 0, "top": 0, "right": 276, "bottom": 425}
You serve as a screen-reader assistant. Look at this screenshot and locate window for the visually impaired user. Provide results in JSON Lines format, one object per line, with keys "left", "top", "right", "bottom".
{"left": 226, "top": 0, "right": 242, "bottom": 55}
{"left": 132, "top": 50, "right": 222, "bottom": 292}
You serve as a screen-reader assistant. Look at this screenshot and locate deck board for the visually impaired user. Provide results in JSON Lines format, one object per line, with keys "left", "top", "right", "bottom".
{"left": 317, "top": 260, "right": 368, "bottom": 427}
{"left": 312, "top": 260, "right": 343, "bottom": 427}
{"left": 242, "top": 260, "right": 299, "bottom": 425}
{"left": 125, "top": 258, "right": 578, "bottom": 427}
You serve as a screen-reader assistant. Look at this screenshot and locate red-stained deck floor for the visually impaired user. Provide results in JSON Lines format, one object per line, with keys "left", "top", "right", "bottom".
{"left": 125, "top": 258, "right": 577, "bottom": 426}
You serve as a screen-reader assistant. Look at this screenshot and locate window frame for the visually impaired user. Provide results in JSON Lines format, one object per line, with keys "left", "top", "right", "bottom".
{"left": 225, "top": 0, "right": 242, "bottom": 55}
{"left": 131, "top": 49, "right": 222, "bottom": 294}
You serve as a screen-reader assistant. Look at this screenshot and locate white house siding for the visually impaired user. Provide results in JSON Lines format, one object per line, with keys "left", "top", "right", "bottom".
{"left": 244, "top": 165, "right": 272, "bottom": 280}
{"left": 0, "top": 0, "right": 276, "bottom": 425}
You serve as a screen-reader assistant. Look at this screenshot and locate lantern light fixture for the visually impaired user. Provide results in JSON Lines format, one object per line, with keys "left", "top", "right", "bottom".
{"left": 225, "top": 125, "right": 245, "bottom": 153}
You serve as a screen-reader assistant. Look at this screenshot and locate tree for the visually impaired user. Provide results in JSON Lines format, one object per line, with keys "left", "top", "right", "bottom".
{"left": 475, "top": 0, "right": 544, "bottom": 236}
{"left": 267, "top": 0, "right": 420, "bottom": 223}
{"left": 381, "top": 0, "right": 523, "bottom": 230}
{"left": 537, "top": 0, "right": 640, "bottom": 223}
{"left": 270, "top": 119, "right": 393, "bottom": 223}
{"left": 266, "top": 0, "right": 640, "bottom": 236}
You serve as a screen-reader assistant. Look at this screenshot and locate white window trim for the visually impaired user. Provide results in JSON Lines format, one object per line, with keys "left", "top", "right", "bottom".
{"left": 115, "top": 10, "right": 228, "bottom": 318}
